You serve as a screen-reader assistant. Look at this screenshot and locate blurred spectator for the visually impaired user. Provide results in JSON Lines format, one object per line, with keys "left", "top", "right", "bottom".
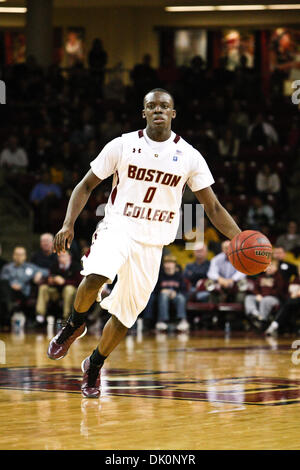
{"left": 157, "top": 56, "right": 180, "bottom": 88}
{"left": 30, "top": 171, "right": 62, "bottom": 232}
{"left": 247, "top": 113, "right": 278, "bottom": 147}
{"left": 103, "top": 62, "right": 126, "bottom": 102}
{"left": 65, "top": 31, "right": 84, "bottom": 68}
{"left": 265, "top": 264, "right": 300, "bottom": 336}
{"left": 286, "top": 116, "right": 300, "bottom": 151}
{"left": 218, "top": 127, "right": 240, "bottom": 159}
{"left": 196, "top": 126, "right": 218, "bottom": 161}
{"left": 228, "top": 100, "right": 250, "bottom": 139}
{"left": 256, "top": 163, "right": 281, "bottom": 195}
{"left": 88, "top": 38, "right": 107, "bottom": 81}
{"left": 30, "top": 136, "right": 53, "bottom": 171}
{"left": 35, "top": 251, "right": 82, "bottom": 323}
{"left": 31, "top": 233, "right": 57, "bottom": 270}
{"left": 130, "top": 53, "right": 157, "bottom": 97}
{"left": 0, "top": 246, "right": 48, "bottom": 326}
{"left": 207, "top": 240, "right": 246, "bottom": 302}
{"left": 276, "top": 221, "right": 300, "bottom": 255}
{"left": 244, "top": 261, "right": 285, "bottom": 326}
{"left": 0, "top": 135, "right": 28, "bottom": 172}
{"left": 259, "top": 223, "right": 276, "bottom": 245}
{"left": 98, "top": 110, "right": 122, "bottom": 145}
{"left": 272, "top": 246, "right": 298, "bottom": 284}
{"left": 19, "top": 124, "right": 34, "bottom": 153}
{"left": 156, "top": 255, "right": 189, "bottom": 332}
{"left": 50, "top": 159, "right": 65, "bottom": 185}
{"left": 246, "top": 196, "right": 275, "bottom": 229}
{"left": 183, "top": 243, "right": 210, "bottom": 301}
{"left": 185, "top": 56, "right": 207, "bottom": 99}
{"left": 232, "top": 161, "right": 254, "bottom": 195}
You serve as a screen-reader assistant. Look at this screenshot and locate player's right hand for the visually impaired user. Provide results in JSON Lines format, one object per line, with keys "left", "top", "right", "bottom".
{"left": 53, "top": 225, "right": 74, "bottom": 254}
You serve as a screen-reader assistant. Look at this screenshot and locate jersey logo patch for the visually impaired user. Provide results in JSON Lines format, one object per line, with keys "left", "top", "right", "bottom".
{"left": 132, "top": 148, "right": 141, "bottom": 153}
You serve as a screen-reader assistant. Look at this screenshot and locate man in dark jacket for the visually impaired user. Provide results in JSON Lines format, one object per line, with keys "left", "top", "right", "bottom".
{"left": 35, "top": 250, "right": 82, "bottom": 322}
{"left": 31, "top": 233, "right": 57, "bottom": 270}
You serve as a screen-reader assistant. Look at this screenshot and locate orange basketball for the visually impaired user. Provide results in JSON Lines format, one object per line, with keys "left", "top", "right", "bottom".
{"left": 227, "top": 230, "right": 272, "bottom": 275}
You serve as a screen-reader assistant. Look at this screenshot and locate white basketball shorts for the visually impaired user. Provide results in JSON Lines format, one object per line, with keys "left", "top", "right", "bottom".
{"left": 81, "top": 222, "right": 163, "bottom": 328}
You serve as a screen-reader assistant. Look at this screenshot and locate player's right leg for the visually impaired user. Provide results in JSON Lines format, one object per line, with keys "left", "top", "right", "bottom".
{"left": 47, "top": 274, "right": 108, "bottom": 360}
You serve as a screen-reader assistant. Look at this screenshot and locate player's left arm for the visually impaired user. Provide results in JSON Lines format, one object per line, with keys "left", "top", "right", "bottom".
{"left": 194, "top": 186, "right": 241, "bottom": 240}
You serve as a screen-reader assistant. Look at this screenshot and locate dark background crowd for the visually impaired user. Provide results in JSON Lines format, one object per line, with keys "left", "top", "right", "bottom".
{"left": 1, "top": 41, "right": 300, "bottom": 335}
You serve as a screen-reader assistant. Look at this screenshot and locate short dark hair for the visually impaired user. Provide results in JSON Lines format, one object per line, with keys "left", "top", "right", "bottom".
{"left": 143, "top": 88, "right": 175, "bottom": 107}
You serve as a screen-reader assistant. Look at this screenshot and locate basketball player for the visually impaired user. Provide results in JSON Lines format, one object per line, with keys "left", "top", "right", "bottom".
{"left": 47, "top": 88, "right": 241, "bottom": 398}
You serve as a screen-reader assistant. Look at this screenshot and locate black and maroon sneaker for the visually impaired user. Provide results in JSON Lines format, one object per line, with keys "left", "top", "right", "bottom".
{"left": 47, "top": 321, "right": 87, "bottom": 360}
{"left": 81, "top": 356, "right": 102, "bottom": 398}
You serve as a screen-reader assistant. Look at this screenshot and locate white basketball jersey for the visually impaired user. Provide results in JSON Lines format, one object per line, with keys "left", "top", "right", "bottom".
{"left": 90, "top": 129, "right": 214, "bottom": 245}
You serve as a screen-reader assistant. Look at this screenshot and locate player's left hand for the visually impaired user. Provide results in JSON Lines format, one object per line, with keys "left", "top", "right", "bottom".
{"left": 53, "top": 224, "right": 74, "bottom": 254}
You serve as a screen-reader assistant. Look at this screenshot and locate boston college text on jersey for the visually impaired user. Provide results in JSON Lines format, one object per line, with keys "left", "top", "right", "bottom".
{"left": 90, "top": 130, "right": 214, "bottom": 245}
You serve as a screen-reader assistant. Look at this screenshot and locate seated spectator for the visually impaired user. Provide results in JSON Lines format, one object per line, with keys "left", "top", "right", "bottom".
{"left": 156, "top": 255, "right": 189, "bottom": 332}
{"left": 0, "top": 135, "right": 28, "bottom": 172}
{"left": 31, "top": 233, "right": 57, "bottom": 270}
{"left": 247, "top": 113, "right": 278, "bottom": 147}
{"left": 0, "top": 246, "right": 48, "bottom": 327}
{"left": 218, "top": 127, "right": 240, "bottom": 159}
{"left": 35, "top": 251, "right": 82, "bottom": 324}
{"left": 272, "top": 245, "right": 298, "bottom": 286}
{"left": 30, "top": 170, "right": 62, "bottom": 232}
{"left": 256, "top": 163, "right": 281, "bottom": 195}
{"left": 244, "top": 261, "right": 285, "bottom": 326}
{"left": 183, "top": 243, "right": 210, "bottom": 301}
{"left": 246, "top": 196, "right": 275, "bottom": 230}
{"left": 265, "top": 264, "right": 300, "bottom": 335}
{"left": 276, "top": 221, "right": 300, "bottom": 256}
{"left": 207, "top": 240, "right": 246, "bottom": 303}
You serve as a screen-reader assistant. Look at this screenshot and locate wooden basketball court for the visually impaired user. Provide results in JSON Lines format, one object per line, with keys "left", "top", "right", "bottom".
{"left": 1, "top": 330, "right": 300, "bottom": 450}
